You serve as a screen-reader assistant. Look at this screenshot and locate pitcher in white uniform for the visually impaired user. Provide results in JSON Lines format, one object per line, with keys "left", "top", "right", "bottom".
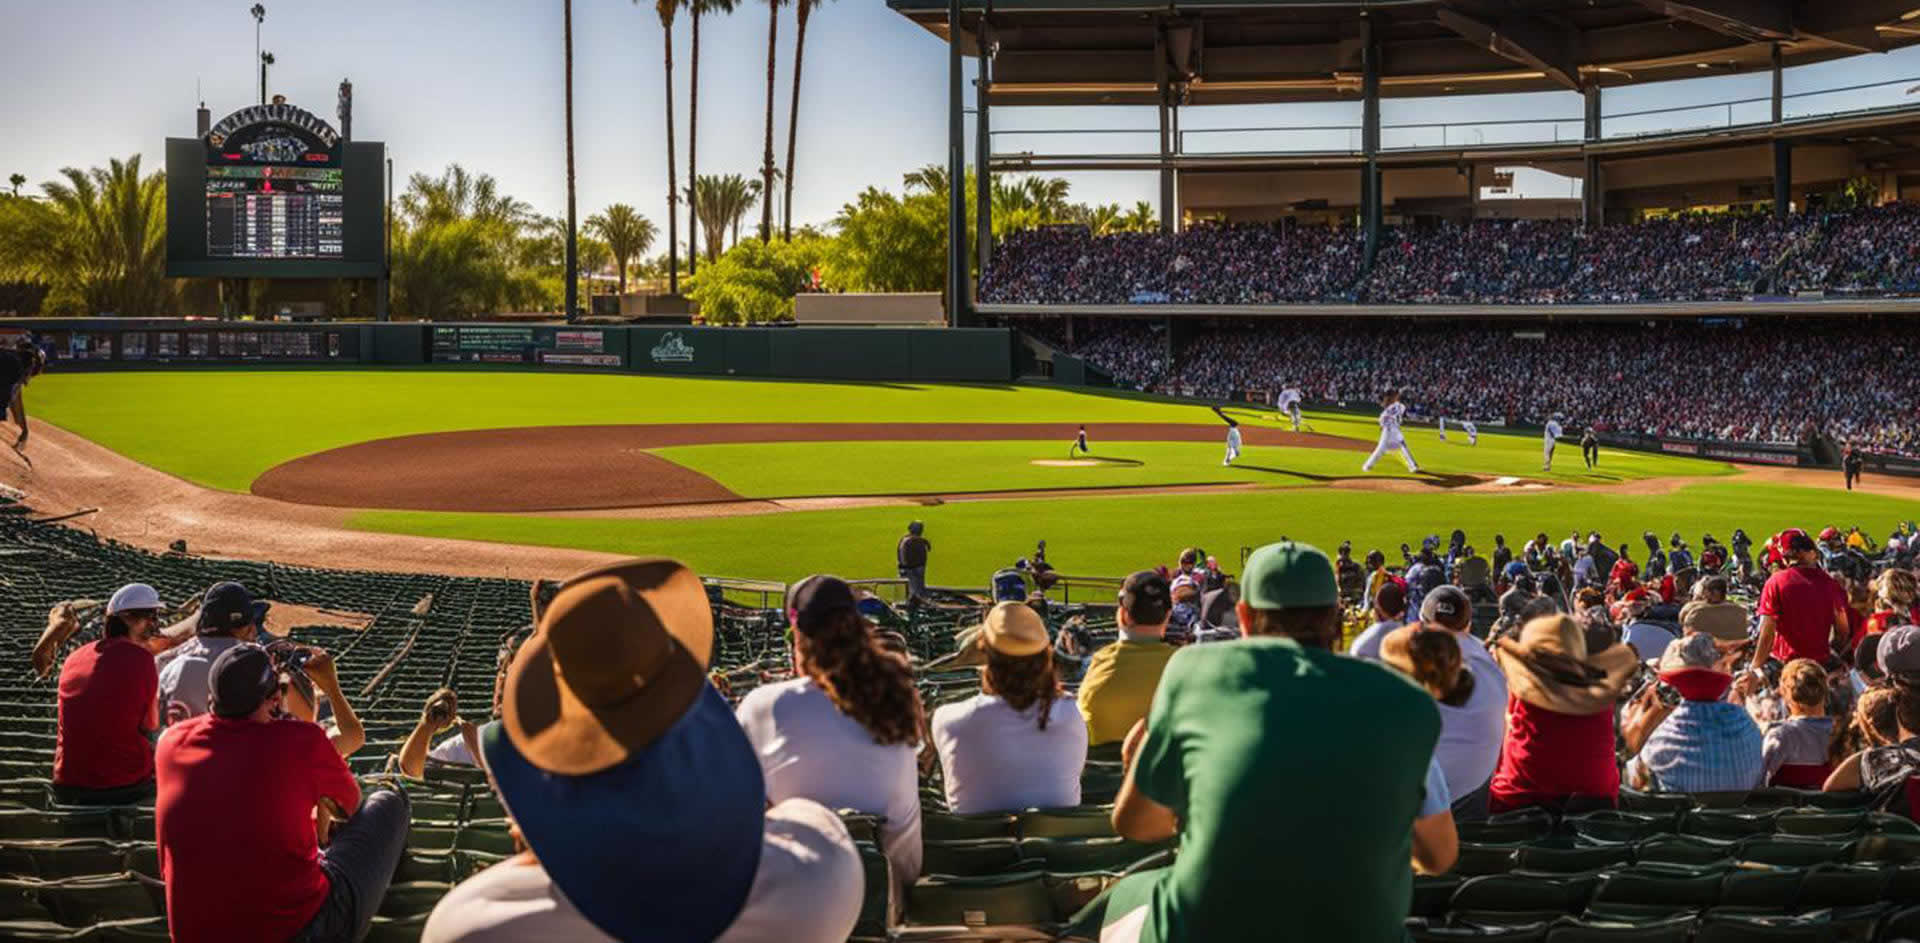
{"left": 1276, "top": 387, "right": 1304, "bottom": 432}
{"left": 1213, "top": 405, "right": 1242, "bottom": 465}
{"left": 1542, "top": 416, "right": 1564, "bottom": 472}
{"left": 1361, "top": 391, "right": 1419, "bottom": 473}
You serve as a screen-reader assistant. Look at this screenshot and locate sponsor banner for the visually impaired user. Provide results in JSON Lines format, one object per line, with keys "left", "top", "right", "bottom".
{"left": 1655, "top": 437, "right": 1805, "bottom": 466}
{"left": 1660, "top": 441, "right": 1701, "bottom": 456}
{"left": 555, "top": 330, "right": 604, "bottom": 352}
{"left": 540, "top": 352, "right": 622, "bottom": 367}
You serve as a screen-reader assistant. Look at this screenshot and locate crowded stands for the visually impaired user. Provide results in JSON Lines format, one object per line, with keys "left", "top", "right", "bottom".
{"left": 981, "top": 203, "right": 1920, "bottom": 306}
{"left": 1026, "top": 317, "right": 1920, "bottom": 455}
{"left": 20, "top": 490, "right": 1920, "bottom": 942}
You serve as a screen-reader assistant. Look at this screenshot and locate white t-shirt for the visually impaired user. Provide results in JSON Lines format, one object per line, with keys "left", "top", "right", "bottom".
{"left": 1545, "top": 420, "right": 1564, "bottom": 441}
{"left": 428, "top": 720, "right": 499, "bottom": 767}
{"left": 1278, "top": 389, "right": 1302, "bottom": 411}
{"left": 735, "top": 677, "right": 923, "bottom": 887}
{"left": 420, "top": 798, "right": 862, "bottom": 943}
{"left": 1349, "top": 627, "right": 1506, "bottom": 799}
{"left": 932, "top": 694, "right": 1087, "bottom": 815}
{"left": 1378, "top": 402, "right": 1406, "bottom": 444}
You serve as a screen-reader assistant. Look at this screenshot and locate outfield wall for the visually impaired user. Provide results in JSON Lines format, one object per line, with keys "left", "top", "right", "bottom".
{"left": 0, "top": 320, "right": 1016, "bottom": 383}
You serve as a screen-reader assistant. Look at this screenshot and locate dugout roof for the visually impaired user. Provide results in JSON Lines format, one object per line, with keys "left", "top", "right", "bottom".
{"left": 888, "top": 0, "right": 1920, "bottom": 105}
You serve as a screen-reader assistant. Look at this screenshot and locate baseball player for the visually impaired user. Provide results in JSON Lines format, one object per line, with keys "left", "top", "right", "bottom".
{"left": 1069, "top": 425, "right": 1089, "bottom": 458}
{"left": 1213, "top": 406, "right": 1242, "bottom": 466}
{"left": 1276, "top": 387, "right": 1304, "bottom": 432}
{"left": 1360, "top": 390, "right": 1419, "bottom": 473}
{"left": 1542, "top": 415, "right": 1564, "bottom": 472}
{"left": 1581, "top": 427, "right": 1599, "bottom": 470}
{"left": 1, "top": 338, "right": 44, "bottom": 455}
{"left": 1462, "top": 419, "right": 1478, "bottom": 446}
{"left": 1437, "top": 417, "right": 1447, "bottom": 441}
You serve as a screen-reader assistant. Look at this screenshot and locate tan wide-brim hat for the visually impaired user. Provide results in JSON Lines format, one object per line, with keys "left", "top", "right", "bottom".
{"left": 503, "top": 558, "right": 714, "bottom": 776}
{"left": 1492, "top": 613, "right": 1638, "bottom": 715}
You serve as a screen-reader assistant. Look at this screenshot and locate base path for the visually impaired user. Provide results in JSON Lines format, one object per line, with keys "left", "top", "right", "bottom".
{"left": 252, "top": 422, "right": 1365, "bottom": 512}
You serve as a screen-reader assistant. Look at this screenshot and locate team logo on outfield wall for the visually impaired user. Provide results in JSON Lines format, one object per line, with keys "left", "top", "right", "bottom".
{"left": 650, "top": 333, "right": 695, "bottom": 363}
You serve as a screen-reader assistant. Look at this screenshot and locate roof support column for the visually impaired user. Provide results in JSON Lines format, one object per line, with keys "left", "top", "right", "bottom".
{"left": 975, "top": 12, "right": 993, "bottom": 274}
{"left": 1771, "top": 42, "right": 1790, "bottom": 220}
{"left": 946, "top": 0, "right": 970, "bottom": 326}
{"left": 1156, "top": 26, "right": 1174, "bottom": 232}
{"left": 1583, "top": 85, "right": 1603, "bottom": 228}
{"left": 1361, "top": 17, "right": 1381, "bottom": 264}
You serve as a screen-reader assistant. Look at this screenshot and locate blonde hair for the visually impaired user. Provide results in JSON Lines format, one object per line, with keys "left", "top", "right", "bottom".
{"left": 1877, "top": 570, "right": 1917, "bottom": 612}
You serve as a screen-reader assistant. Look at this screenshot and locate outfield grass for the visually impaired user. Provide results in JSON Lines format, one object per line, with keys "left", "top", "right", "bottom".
{"left": 27, "top": 371, "right": 1220, "bottom": 491}
{"left": 351, "top": 481, "right": 1920, "bottom": 583}
{"left": 655, "top": 431, "right": 1729, "bottom": 498}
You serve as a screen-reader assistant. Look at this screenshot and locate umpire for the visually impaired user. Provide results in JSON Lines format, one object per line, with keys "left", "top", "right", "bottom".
{"left": 1580, "top": 428, "right": 1600, "bottom": 470}
{"left": 1844, "top": 444, "right": 1864, "bottom": 491}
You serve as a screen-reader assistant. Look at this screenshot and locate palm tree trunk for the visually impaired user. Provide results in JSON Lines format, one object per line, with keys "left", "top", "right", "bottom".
{"left": 759, "top": 0, "right": 778, "bottom": 242}
{"left": 617, "top": 255, "right": 628, "bottom": 296}
{"left": 782, "top": 1, "right": 808, "bottom": 242}
{"left": 688, "top": 5, "right": 701, "bottom": 274}
{"left": 663, "top": 18, "right": 680, "bottom": 295}
{"left": 563, "top": 0, "right": 579, "bottom": 321}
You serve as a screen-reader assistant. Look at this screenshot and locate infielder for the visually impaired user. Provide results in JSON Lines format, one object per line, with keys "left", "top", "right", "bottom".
{"left": 1276, "top": 387, "right": 1304, "bottom": 432}
{"left": 1542, "top": 416, "right": 1564, "bottom": 472}
{"left": 1069, "top": 425, "right": 1089, "bottom": 458}
{"left": 1438, "top": 417, "right": 1478, "bottom": 445}
{"left": 1213, "top": 406, "right": 1242, "bottom": 465}
{"left": 1360, "top": 390, "right": 1419, "bottom": 473}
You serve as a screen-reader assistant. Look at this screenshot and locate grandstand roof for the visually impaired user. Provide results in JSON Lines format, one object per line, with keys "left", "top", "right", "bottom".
{"left": 889, "top": 0, "right": 1920, "bottom": 105}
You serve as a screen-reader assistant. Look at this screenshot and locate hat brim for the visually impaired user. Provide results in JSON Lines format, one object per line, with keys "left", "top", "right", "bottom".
{"left": 1493, "top": 637, "right": 1639, "bottom": 715}
{"left": 502, "top": 559, "right": 714, "bottom": 776}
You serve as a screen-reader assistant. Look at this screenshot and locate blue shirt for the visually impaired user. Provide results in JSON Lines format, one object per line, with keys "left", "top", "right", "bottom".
{"left": 1633, "top": 699, "right": 1764, "bottom": 794}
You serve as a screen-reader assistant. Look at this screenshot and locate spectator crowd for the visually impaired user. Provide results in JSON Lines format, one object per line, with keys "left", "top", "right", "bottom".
{"left": 1025, "top": 317, "right": 1920, "bottom": 454}
{"left": 982, "top": 203, "right": 1920, "bottom": 306}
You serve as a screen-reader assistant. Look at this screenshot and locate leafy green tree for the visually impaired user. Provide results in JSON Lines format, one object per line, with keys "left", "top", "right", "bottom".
{"left": 586, "top": 203, "right": 657, "bottom": 295}
{"left": 6, "top": 174, "right": 22, "bottom": 196}
{"left": 0, "top": 156, "right": 172, "bottom": 316}
{"left": 688, "top": 235, "right": 820, "bottom": 323}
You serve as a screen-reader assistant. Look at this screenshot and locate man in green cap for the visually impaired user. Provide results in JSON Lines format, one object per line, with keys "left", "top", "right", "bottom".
{"left": 1084, "top": 541, "right": 1446, "bottom": 943}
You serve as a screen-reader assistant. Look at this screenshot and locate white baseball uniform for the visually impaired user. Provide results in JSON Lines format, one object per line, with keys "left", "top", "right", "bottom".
{"left": 1277, "top": 388, "right": 1303, "bottom": 431}
{"left": 1463, "top": 420, "right": 1478, "bottom": 445}
{"left": 1437, "top": 417, "right": 1448, "bottom": 441}
{"left": 1362, "top": 402, "right": 1418, "bottom": 472}
{"left": 1543, "top": 419, "right": 1563, "bottom": 471}
{"left": 1223, "top": 425, "right": 1242, "bottom": 465}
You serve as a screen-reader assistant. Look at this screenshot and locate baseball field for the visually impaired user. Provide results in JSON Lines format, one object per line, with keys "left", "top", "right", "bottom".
{"left": 16, "top": 369, "right": 1920, "bottom": 583}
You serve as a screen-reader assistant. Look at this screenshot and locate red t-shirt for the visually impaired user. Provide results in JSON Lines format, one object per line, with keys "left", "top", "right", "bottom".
{"left": 1490, "top": 696, "right": 1619, "bottom": 811}
{"left": 54, "top": 636, "right": 158, "bottom": 789}
{"left": 1759, "top": 565, "right": 1846, "bottom": 664}
{"left": 156, "top": 715, "right": 359, "bottom": 943}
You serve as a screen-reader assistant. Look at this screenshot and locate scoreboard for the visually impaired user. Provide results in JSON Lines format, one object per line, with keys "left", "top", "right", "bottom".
{"left": 167, "top": 102, "right": 384, "bottom": 279}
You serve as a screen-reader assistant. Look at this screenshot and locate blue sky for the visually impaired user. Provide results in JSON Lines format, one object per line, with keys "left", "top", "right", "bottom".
{"left": 8, "top": 1, "right": 1920, "bottom": 240}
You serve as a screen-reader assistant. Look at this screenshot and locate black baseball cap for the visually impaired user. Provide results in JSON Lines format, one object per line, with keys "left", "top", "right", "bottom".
{"left": 1119, "top": 570, "right": 1172, "bottom": 625}
{"left": 788, "top": 575, "right": 857, "bottom": 634}
{"left": 197, "top": 582, "right": 269, "bottom": 636}
{"left": 209, "top": 643, "right": 279, "bottom": 717}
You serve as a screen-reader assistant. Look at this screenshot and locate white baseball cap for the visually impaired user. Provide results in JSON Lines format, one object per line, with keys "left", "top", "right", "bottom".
{"left": 107, "top": 583, "right": 162, "bottom": 615}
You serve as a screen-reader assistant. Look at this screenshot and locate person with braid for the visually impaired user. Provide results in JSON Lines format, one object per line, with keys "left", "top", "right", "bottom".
{"left": 932, "top": 602, "right": 1087, "bottom": 814}
{"left": 736, "top": 575, "right": 925, "bottom": 893}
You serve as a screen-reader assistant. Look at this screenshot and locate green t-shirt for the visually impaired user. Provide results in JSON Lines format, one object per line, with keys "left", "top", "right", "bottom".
{"left": 1078, "top": 637, "right": 1178, "bottom": 746}
{"left": 1130, "top": 637, "right": 1440, "bottom": 943}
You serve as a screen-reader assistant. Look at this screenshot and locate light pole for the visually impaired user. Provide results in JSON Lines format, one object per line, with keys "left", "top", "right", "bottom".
{"left": 250, "top": 4, "right": 266, "bottom": 103}
{"left": 260, "top": 51, "right": 275, "bottom": 104}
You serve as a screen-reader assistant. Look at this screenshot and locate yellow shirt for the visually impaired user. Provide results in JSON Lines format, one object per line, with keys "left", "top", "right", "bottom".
{"left": 1076, "top": 636, "right": 1177, "bottom": 745}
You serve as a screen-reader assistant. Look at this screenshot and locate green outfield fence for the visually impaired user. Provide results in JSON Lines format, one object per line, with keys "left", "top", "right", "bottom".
{"left": 0, "top": 320, "right": 1018, "bottom": 384}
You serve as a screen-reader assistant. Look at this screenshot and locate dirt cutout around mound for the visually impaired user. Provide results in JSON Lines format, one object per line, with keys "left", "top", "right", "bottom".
{"left": 252, "top": 422, "right": 1365, "bottom": 512}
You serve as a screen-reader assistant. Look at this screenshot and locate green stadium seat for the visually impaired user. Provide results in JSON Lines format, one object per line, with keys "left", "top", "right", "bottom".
{"left": 1516, "top": 843, "right": 1635, "bottom": 874}
{"left": 8, "top": 840, "right": 126, "bottom": 880}
{"left": 1715, "top": 865, "right": 1804, "bottom": 908}
{"left": 1677, "top": 809, "right": 1776, "bottom": 841}
{"left": 421, "top": 763, "right": 488, "bottom": 787}
{"left": 465, "top": 792, "right": 506, "bottom": 822}
{"left": 1458, "top": 809, "right": 1557, "bottom": 845}
{"left": 1589, "top": 865, "right": 1727, "bottom": 910}
{"left": 850, "top": 842, "right": 891, "bottom": 941}
{"left": 1565, "top": 811, "right": 1675, "bottom": 845}
{"left": 406, "top": 796, "right": 462, "bottom": 823}
{"left": 1015, "top": 837, "right": 1167, "bottom": 874}
{"left": 1406, "top": 917, "right": 1550, "bottom": 941}
{"left": 0, "top": 810, "right": 112, "bottom": 842}
{"left": 38, "top": 875, "right": 161, "bottom": 926}
{"left": 922, "top": 839, "right": 1027, "bottom": 877}
{"left": 1736, "top": 836, "right": 1850, "bottom": 868}
{"left": 1451, "top": 843, "right": 1523, "bottom": 877}
{"left": 1618, "top": 790, "right": 1696, "bottom": 815}
{"left": 1412, "top": 874, "right": 1465, "bottom": 919}
{"left": 1887, "top": 862, "right": 1920, "bottom": 906}
{"left": 1691, "top": 908, "right": 1834, "bottom": 942}
{"left": 0, "top": 920, "right": 76, "bottom": 942}
{"left": 1743, "top": 788, "right": 1869, "bottom": 811}
{"left": 85, "top": 916, "right": 174, "bottom": 942}
{"left": 0, "top": 879, "right": 55, "bottom": 922}
{"left": 108, "top": 811, "right": 152, "bottom": 844}
{"left": 923, "top": 812, "right": 1017, "bottom": 843}
{"left": 453, "top": 850, "right": 507, "bottom": 880}
{"left": 378, "top": 880, "right": 453, "bottom": 918}
{"left": 1017, "top": 807, "right": 1115, "bottom": 840}
{"left": 1633, "top": 835, "right": 1736, "bottom": 867}
{"left": 454, "top": 822, "right": 516, "bottom": 856}
{"left": 1044, "top": 871, "right": 1113, "bottom": 923}
{"left": 1796, "top": 863, "right": 1892, "bottom": 909}
{"left": 0, "top": 780, "right": 49, "bottom": 811}
{"left": 1848, "top": 834, "right": 1920, "bottom": 865}
{"left": 906, "top": 871, "right": 1055, "bottom": 928}
{"left": 1880, "top": 902, "right": 1920, "bottom": 940}
{"left": 405, "top": 824, "right": 457, "bottom": 852}
{"left": 124, "top": 844, "right": 157, "bottom": 882}
{"left": 363, "top": 913, "right": 430, "bottom": 943}
{"left": 1690, "top": 792, "right": 1755, "bottom": 810}
{"left": 393, "top": 851, "right": 456, "bottom": 884}
{"left": 1451, "top": 872, "right": 1602, "bottom": 915}
{"left": 1540, "top": 913, "right": 1696, "bottom": 943}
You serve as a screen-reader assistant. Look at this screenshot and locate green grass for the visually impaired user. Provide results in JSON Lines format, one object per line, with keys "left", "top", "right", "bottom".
{"left": 27, "top": 371, "right": 1219, "bottom": 491}
{"left": 350, "top": 482, "right": 1920, "bottom": 584}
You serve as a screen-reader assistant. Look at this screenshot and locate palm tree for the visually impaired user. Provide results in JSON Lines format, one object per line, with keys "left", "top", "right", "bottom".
{"left": 1122, "top": 200, "right": 1156, "bottom": 232}
{"left": 686, "top": 174, "right": 759, "bottom": 260}
{"left": 643, "top": 0, "right": 682, "bottom": 294}
{"left": 586, "top": 204, "right": 657, "bottom": 296}
{"left": 0, "top": 156, "right": 171, "bottom": 316}
{"left": 781, "top": 0, "right": 832, "bottom": 241}
{"left": 6, "top": 174, "right": 22, "bottom": 197}
{"left": 562, "top": 0, "right": 580, "bottom": 321}
{"left": 758, "top": 0, "right": 785, "bottom": 241}
{"left": 686, "top": 0, "right": 736, "bottom": 273}
{"left": 904, "top": 164, "right": 949, "bottom": 196}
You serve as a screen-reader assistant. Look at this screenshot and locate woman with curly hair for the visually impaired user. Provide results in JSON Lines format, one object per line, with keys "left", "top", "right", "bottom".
{"left": 932, "top": 602, "right": 1087, "bottom": 814}
{"left": 736, "top": 575, "right": 926, "bottom": 889}
{"left": 1867, "top": 569, "right": 1919, "bottom": 635}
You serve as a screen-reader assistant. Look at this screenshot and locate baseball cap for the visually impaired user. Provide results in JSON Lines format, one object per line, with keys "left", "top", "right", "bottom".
{"left": 1880, "top": 625, "right": 1920, "bottom": 678}
{"left": 1857, "top": 632, "right": 1888, "bottom": 683}
{"left": 208, "top": 643, "right": 279, "bottom": 717}
{"left": 1119, "top": 570, "right": 1172, "bottom": 625}
{"left": 107, "top": 584, "right": 161, "bottom": 616}
{"left": 1419, "top": 585, "right": 1471, "bottom": 629}
{"left": 1779, "top": 528, "right": 1815, "bottom": 554}
{"left": 197, "top": 582, "right": 269, "bottom": 635}
{"left": 788, "top": 575, "right": 857, "bottom": 633}
{"left": 1241, "top": 541, "right": 1337, "bottom": 610}
{"left": 980, "top": 601, "right": 1049, "bottom": 657}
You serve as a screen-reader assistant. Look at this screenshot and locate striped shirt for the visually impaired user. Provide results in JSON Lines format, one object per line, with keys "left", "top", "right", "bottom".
{"left": 1631, "top": 699, "right": 1765, "bottom": 794}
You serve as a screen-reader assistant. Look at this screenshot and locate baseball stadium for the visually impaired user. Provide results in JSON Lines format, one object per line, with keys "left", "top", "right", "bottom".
{"left": 12, "top": 1, "right": 1920, "bottom": 942}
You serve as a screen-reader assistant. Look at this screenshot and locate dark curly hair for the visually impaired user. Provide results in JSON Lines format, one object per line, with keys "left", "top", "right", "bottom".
{"left": 796, "top": 609, "right": 923, "bottom": 747}
{"left": 983, "top": 648, "right": 1061, "bottom": 731}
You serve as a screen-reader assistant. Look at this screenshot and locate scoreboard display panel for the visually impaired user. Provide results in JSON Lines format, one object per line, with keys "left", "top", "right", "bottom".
{"left": 167, "top": 102, "right": 384, "bottom": 278}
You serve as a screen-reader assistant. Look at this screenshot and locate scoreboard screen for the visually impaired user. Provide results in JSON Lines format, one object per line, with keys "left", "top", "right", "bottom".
{"left": 206, "top": 166, "right": 344, "bottom": 259}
